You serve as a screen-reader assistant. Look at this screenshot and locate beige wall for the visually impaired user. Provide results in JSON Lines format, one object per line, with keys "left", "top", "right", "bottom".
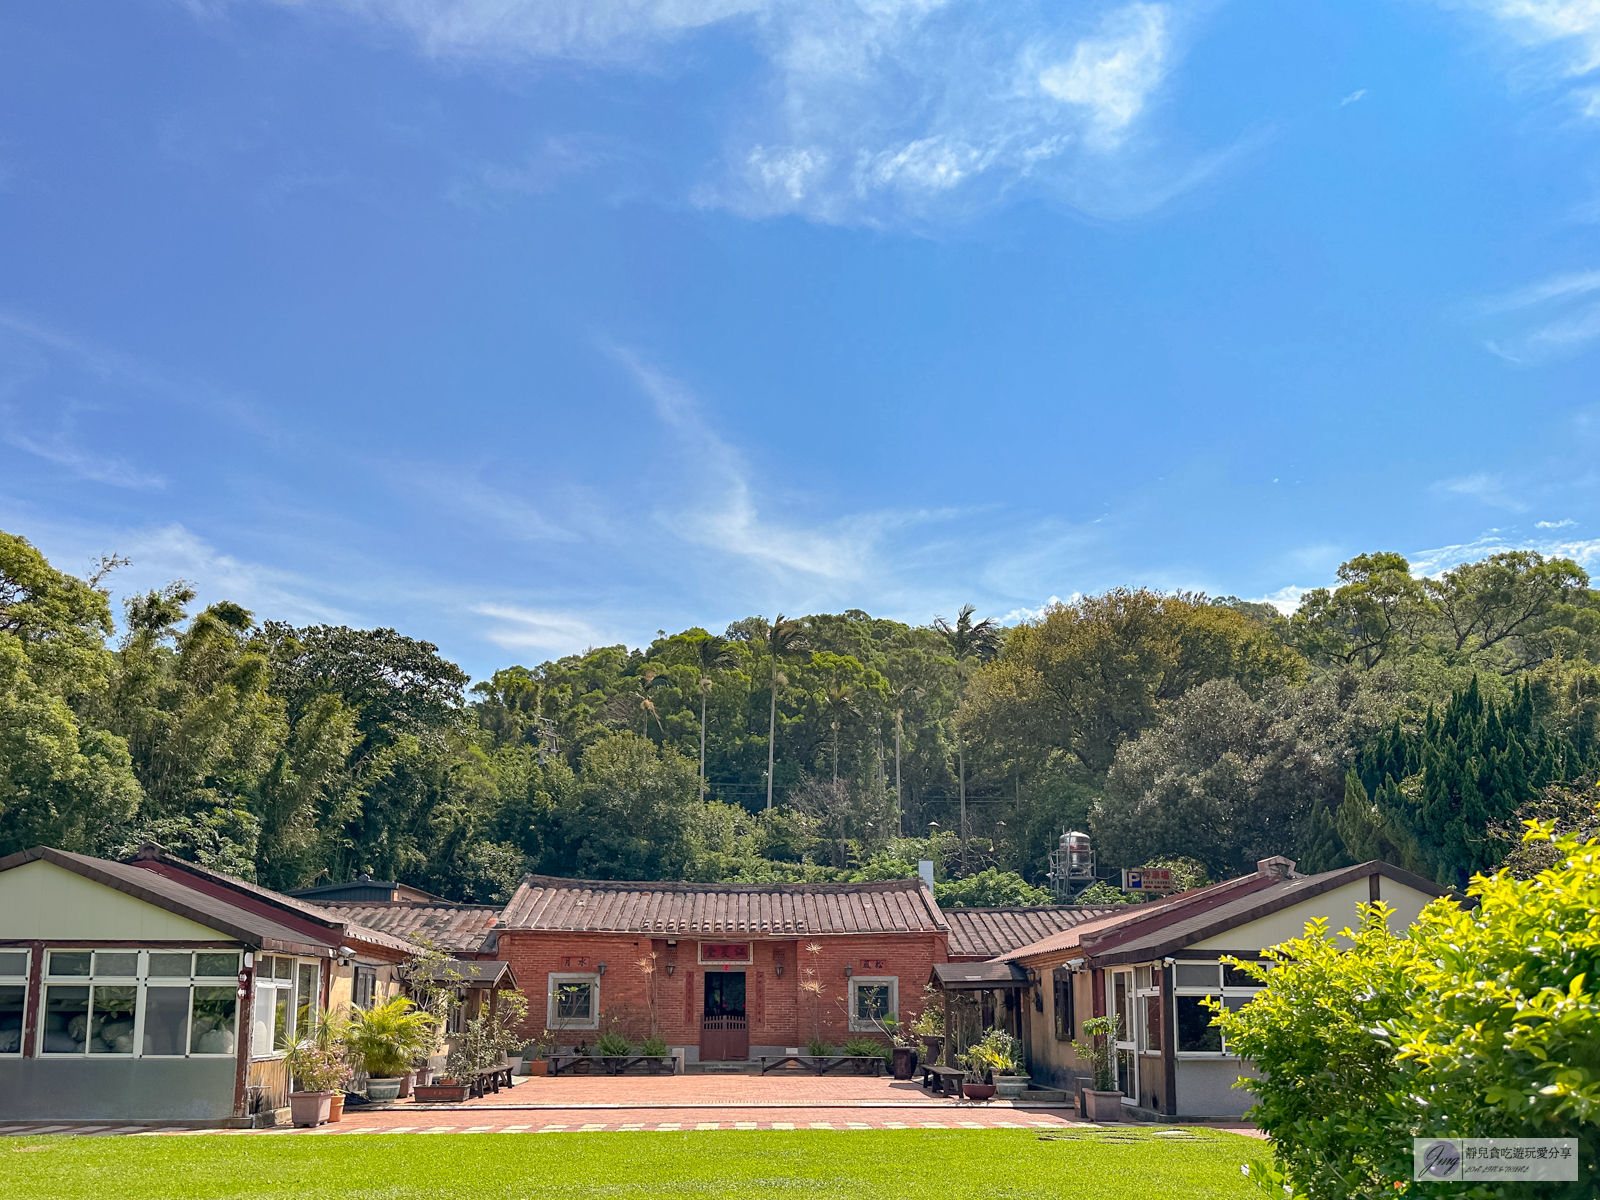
{"left": 0, "top": 860, "right": 228, "bottom": 942}
{"left": 1024, "top": 968, "right": 1095, "bottom": 1090}
{"left": 1188, "top": 877, "right": 1438, "bottom": 953}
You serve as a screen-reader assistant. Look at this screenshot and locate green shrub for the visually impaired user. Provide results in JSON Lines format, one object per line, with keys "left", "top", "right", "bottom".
{"left": 639, "top": 1036, "right": 668, "bottom": 1057}
{"left": 806, "top": 1035, "right": 831, "bottom": 1058}
{"left": 1215, "top": 821, "right": 1600, "bottom": 1200}
{"left": 596, "top": 1030, "right": 633, "bottom": 1057}
{"left": 841, "top": 1037, "right": 889, "bottom": 1061}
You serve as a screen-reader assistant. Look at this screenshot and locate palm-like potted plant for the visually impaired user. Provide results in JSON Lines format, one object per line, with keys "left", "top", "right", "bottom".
{"left": 982, "top": 1029, "right": 1030, "bottom": 1098}
{"left": 282, "top": 1034, "right": 349, "bottom": 1127}
{"left": 1071, "top": 1014, "right": 1124, "bottom": 1121}
{"left": 955, "top": 1043, "right": 996, "bottom": 1101}
{"left": 345, "top": 997, "right": 437, "bottom": 1102}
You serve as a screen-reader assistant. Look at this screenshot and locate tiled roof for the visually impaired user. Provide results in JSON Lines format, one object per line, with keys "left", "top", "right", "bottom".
{"left": 1084, "top": 861, "right": 1450, "bottom": 967}
{"left": 315, "top": 902, "right": 501, "bottom": 954}
{"left": 498, "top": 876, "right": 946, "bottom": 936}
{"left": 0, "top": 846, "right": 334, "bottom": 956}
{"left": 942, "top": 906, "right": 1120, "bottom": 959}
{"left": 932, "top": 961, "right": 1031, "bottom": 989}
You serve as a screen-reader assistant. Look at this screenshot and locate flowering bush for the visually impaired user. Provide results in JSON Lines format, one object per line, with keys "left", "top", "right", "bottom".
{"left": 282, "top": 1038, "right": 349, "bottom": 1094}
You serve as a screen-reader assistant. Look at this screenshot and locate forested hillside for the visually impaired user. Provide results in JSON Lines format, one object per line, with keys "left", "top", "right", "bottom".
{"left": 4, "top": 530, "right": 1597, "bottom": 901}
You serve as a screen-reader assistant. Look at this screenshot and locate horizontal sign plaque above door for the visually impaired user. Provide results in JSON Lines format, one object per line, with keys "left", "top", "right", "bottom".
{"left": 698, "top": 943, "right": 752, "bottom": 965}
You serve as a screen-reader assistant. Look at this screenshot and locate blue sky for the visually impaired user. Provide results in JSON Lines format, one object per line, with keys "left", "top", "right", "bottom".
{"left": 4, "top": 0, "right": 1600, "bottom": 680}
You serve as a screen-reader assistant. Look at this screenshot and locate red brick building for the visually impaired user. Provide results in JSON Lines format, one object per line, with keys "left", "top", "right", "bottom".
{"left": 488, "top": 876, "right": 951, "bottom": 1061}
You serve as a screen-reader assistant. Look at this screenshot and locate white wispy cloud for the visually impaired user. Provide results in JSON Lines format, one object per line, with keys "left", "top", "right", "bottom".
{"left": 4, "top": 431, "right": 165, "bottom": 490}
{"left": 246, "top": 0, "right": 1220, "bottom": 224}
{"left": 1536, "top": 517, "right": 1577, "bottom": 527}
{"left": 1409, "top": 528, "right": 1600, "bottom": 575}
{"left": 473, "top": 603, "right": 616, "bottom": 652}
{"left": 1463, "top": 0, "right": 1600, "bottom": 76}
{"left": 1340, "top": 88, "right": 1367, "bottom": 105}
{"left": 1433, "top": 472, "right": 1530, "bottom": 511}
{"left": 1477, "top": 267, "right": 1600, "bottom": 362}
{"left": 612, "top": 346, "right": 930, "bottom": 581}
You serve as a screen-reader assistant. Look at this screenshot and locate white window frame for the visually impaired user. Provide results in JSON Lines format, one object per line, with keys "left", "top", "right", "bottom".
{"left": 547, "top": 973, "right": 600, "bottom": 1031}
{"left": 36, "top": 948, "right": 244, "bottom": 1060}
{"left": 1171, "top": 960, "right": 1262, "bottom": 1058}
{"left": 0, "top": 948, "right": 30, "bottom": 1056}
{"left": 251, "top": 954, "right": 322, "bottom": 1060}
{"left": 847, "top": 976, "right": 897, "bottom": 1032}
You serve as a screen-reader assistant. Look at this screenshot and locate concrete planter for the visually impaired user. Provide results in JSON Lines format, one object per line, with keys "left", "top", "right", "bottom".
{"left": 365, "top": 1077, "right": 403, "bottom": 1102}
{"left": 288, "top": 1091, "right": 333, "bottom": 1128}
{"left": 413, "top": 1082, "right": 469, "bottom": 1103}
{"left": 505, "top": 1057, "right": 523, "bottom": 1075}
{"left": 1084, "top": 1089, "right": 1126, "bottom": 1121}
{"left": 994, "top": 1075, "right": 1031, "bottom": 1099}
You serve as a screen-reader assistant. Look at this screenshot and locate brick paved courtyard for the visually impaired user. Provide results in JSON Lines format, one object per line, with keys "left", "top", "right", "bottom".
{"left": 0, "top": 1074, "right": 1264, "bottom": 1139}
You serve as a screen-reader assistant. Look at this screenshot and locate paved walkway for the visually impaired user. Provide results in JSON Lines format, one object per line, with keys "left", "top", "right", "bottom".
{"left": 0, "top": 1077, "right": 1264, "bottom": 1138}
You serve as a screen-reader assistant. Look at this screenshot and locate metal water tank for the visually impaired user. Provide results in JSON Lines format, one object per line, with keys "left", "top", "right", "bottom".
{"left": 1065, "top": 831, "right": 1093, "bottom": 880}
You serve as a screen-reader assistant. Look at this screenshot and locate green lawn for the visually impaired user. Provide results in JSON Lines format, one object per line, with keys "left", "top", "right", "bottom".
{"left": 6, "top": 1127, "right": 1260, "bottom": 1199}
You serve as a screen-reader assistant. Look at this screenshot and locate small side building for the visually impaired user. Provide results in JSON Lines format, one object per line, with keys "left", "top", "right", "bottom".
{"left": 1002, "top": 856, "right": 1451, "bottom": 1119}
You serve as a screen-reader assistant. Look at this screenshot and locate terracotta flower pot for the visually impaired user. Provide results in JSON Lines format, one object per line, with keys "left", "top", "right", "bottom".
{"left": 397, "top": 1071, "right": 415, "bottom": 1098}
{"left": 328, "top": 1093, "right": 345, "bottom": 1123}
{"left": 288, "top": 1091, "right": 333, "bottom": 1127}
{"left": 526, "top": 1060, "right": 548, "bottom": 1076}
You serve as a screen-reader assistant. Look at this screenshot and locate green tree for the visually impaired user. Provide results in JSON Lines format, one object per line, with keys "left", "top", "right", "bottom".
{"left": 0, "top": 531, "right": 141, "bottom": 856}
{"left": 547, "top": 732, "right": 701, "bottom": 879}
{"left": 932, "top": 604, "right": 1001, "bottom": 866}
{"left": 761, "top": 616, "right": 808, "bottom": 812}
{"left": 933, "top": 867, "right": 1050, "bottom": 907}
{"left": 1290, "top": 552, "right": 1433, "bottom": 669}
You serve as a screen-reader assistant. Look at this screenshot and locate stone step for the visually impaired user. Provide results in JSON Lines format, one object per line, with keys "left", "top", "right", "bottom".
{"left": 1020, "top": 1087, "right": 1072, "bottom": 1104}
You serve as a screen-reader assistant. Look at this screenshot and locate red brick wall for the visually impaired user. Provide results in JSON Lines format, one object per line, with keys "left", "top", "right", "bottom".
{"left": 497, "top": 930, "right": 949, "bottom": 1050}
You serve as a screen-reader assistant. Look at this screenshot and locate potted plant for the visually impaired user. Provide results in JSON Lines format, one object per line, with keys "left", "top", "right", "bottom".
{"left": 345, "top": 996, "right": 437, "bottom": 1102}
{"left": 910, "top": 985, "right": 944, "bottom": 1065}
{"left": 523, "top": 1030, "right": 554, "bottom": 1076}
{"left": 1071, "top": 1014, "right": 1124, "bottom": 1121}
{"left": 282, "top": 1036, "right": 349, "bottom": 1127}
{"left": 955, "top": 1045, "right": 996, "bottom": 1101}
{"left": 415, "top": 1044, "right": 475, "bottom": 1102}
{"left": 638, "top": 1035, "right": 671, "bottom": 1075}
{"left": 880, "top": 1014, "right": 919, "bottom": 1080}
{"left": 959, "top": 1028, "right": 1029, "bottom": 1098}
{"left": 597, "top": 1029, "right": 633, "bottom": 1074}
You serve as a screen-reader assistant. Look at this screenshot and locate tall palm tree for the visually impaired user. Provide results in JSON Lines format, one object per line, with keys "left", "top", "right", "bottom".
{"left": 691, "top": 634, "right": 737, "bottom": 787}
{"left": 822, "top": 677, "right": 860, "bottom": 783}
{"left": 890, "top": 680, "right": 924, "bottom": 838}
{"left": 763, "top": 615, "right": 808, "bottom": 811}
{"left": 932, "top": 604, "right": 1001, "bottom": 869}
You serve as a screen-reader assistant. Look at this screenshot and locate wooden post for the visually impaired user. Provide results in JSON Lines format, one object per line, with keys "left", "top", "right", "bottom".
{"left": 1161, "top": 963, "right": 1177, "bottom": 1118}
{"left": 942, "top": 989, "right": 952, "bottom": 1066}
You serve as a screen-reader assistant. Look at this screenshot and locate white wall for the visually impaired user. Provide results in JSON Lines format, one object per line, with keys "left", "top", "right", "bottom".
{"left": 0, "top": 860, "right": 227, "bottom": 942}
{"left": 1189, "top": 876, "right": 1438, "bottom": 953}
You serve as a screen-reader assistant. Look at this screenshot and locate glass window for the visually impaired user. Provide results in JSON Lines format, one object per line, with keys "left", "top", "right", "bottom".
{"left": 296, "top": 963, "right": 318, "bottom": 1035}
{"left": 1140, "top": 993, "right": 1164, "bottom": 1053}
{"left": 1053, "top": 970, "right": 1074, "bottom": 1042}
{"left": 48, "top": 951, "right": 92, "bottom": 977}
{"left": 143, "top": 987, "right": 191, "bottom": 1056}
{"left": 148, "top": 953, "right": 192, "bottom": 978}
{"left": 0, "top": 951, "right": 28, "bottom": 976}
{"left": 1223, "top": 962, "right": 1261, "bottom": 989}
{"left": 41, "top": 985, "right": 90, "bottom": 1053}
{"left": 353, "top": 966, "right": 376, "bottom": 1010}
{"left": 548, "top": 974, "right": 599, "bottom": 1030}
{"left": 1174, "top": 963, "right": 1219, "bottom": 989}
{"left": 272, "top": 986, "right": 290, "bottom": 1051}
{"left": 847, "top": 978, "right": 897, "bottom": 1032}
{"left": 272, "top": 957, "right": 292, "bottom": 982}
{"left": 1175, "top": 995, "right": 1222, "bottom": 1052}
{"left": 90, "top": 985, "right": 139, "bottom": 1053}
{"left": 252, "top": 982, "right": 274, "bottom": 1054}
{"left": 196, "top": 953, "right": 240, "bottom": 978}
{"left": 191, "top": 987, "right": 238, "bottom": 1055}
{"left": 0, "top": 985, "right": 25, "bottom": 1055}
{"left": 94, "top": 952, "right": 139, "bottom": 977}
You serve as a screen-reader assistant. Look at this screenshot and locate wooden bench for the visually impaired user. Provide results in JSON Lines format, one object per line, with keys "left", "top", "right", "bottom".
{"left": 467, "top": 1064, "right": 514, "bottom": 1097}
{"left": 547, "top": 1054, "right": 679, "bottom": 1077}
{"left": 758, "top": 1054, "right": 885, "bottom": 1077}
{"left": 919, "top": 1064, "right": 967, "bottom": 1097}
